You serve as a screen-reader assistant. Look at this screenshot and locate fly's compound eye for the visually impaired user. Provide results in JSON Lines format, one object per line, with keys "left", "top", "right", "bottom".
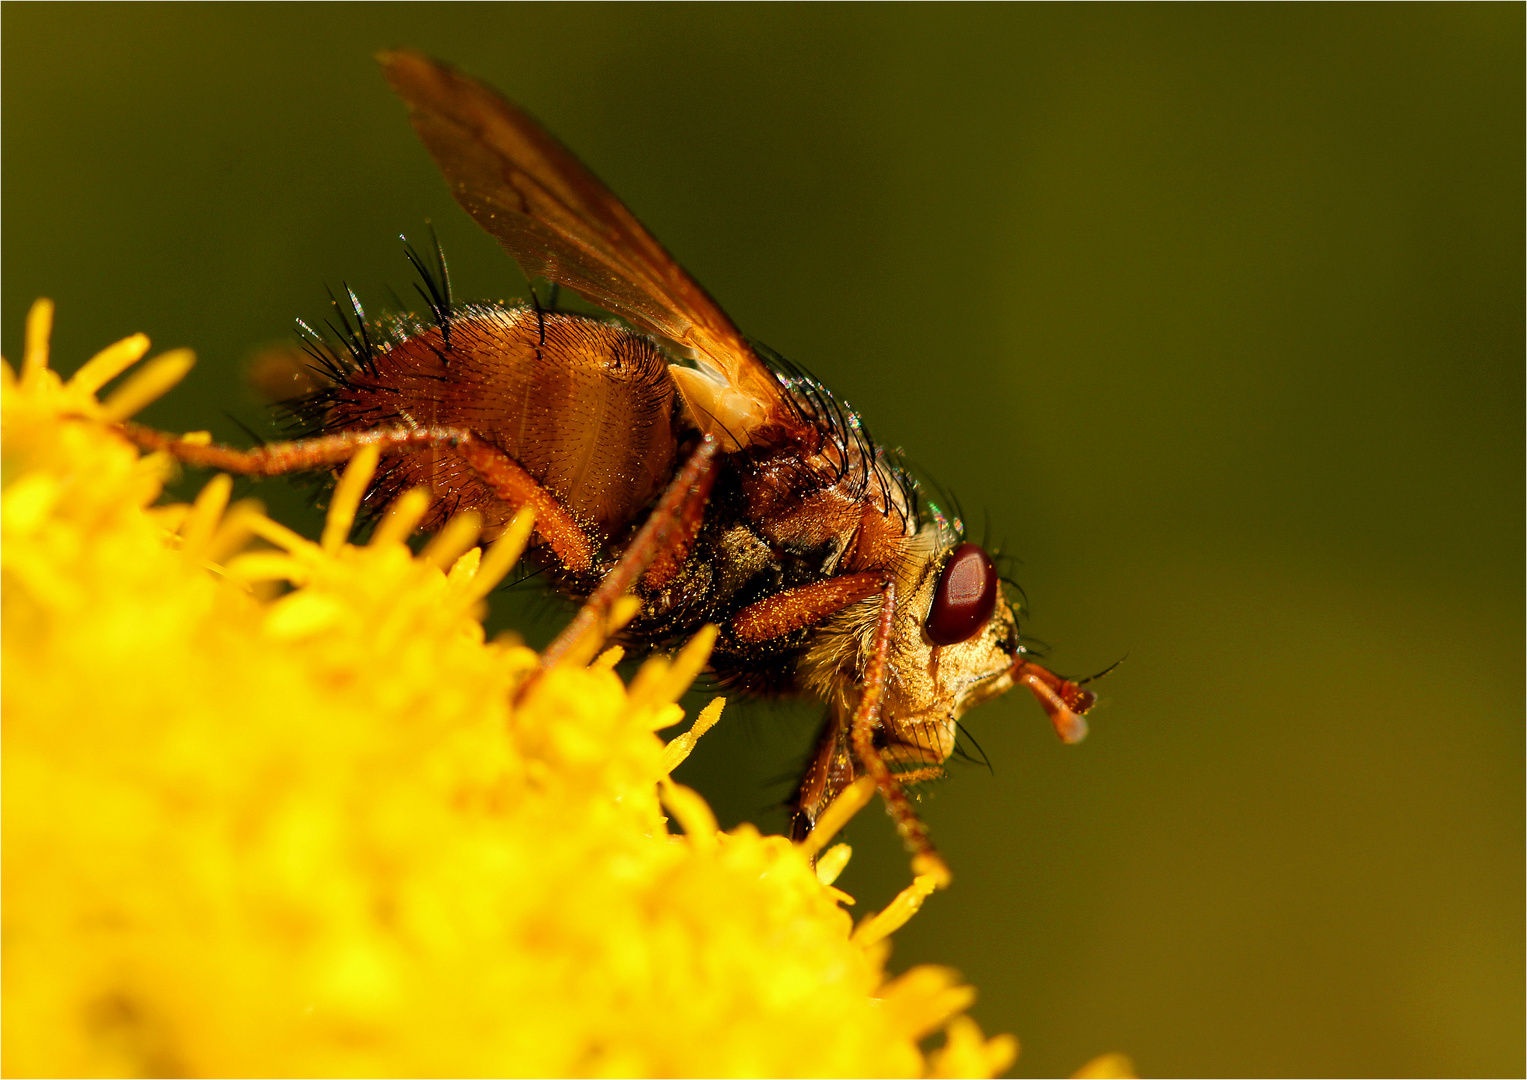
{"left": 926, "top": 542, "right": 999, "bottom": 646}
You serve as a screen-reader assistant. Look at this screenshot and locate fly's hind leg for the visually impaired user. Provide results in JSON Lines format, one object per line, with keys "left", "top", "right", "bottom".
{"left": 116, "top": 421, "right": 597, "bottom": 572}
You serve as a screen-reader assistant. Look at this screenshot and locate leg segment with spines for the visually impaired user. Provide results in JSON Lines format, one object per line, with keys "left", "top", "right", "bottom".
{"left": 116, "top": 421, "right": 596, "bottom": 572}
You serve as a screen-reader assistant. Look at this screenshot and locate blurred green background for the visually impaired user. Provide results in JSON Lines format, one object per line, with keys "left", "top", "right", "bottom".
{"left": 5, "top": 5, "right": 1521, "bottom": 1076}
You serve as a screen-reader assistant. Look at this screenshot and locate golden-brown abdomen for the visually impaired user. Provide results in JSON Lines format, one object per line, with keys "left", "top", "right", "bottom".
{"left": 326, "top": 306, "right": 677, "bottom": 541}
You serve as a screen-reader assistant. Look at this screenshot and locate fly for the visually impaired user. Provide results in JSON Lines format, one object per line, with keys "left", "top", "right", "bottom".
{"left": 120, "top": 50, "right": 1101, "bottom": 885}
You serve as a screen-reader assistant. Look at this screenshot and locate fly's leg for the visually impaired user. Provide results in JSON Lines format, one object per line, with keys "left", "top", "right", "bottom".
{"left": 849, "top": 580, "right": 952, "bottom": 887}
{"left": 892, "top": 766, "right": 946, "bottom": 785}
{"left": 739, "top": 574, "right": 916, "bottom": 855}
{"left": 536, "top": 435, "right": 719, "bottom": 674}
{"left": 711, "top": 562, "right": 955, "bottom": 863}
{"left": 116, "top": 421, "right": 597, "bottom": 573}
{"left": 790, "top": 708, "right": 947, "bottom": 844}
{"left": 790, "top": 710, "right": 855, "bottom": 843}
{"left": 120, "top": 421, "right": 425, "bottom": 474}
{"left": 449, "top": 435, "right": 595, "bottom": 573}
{"left": 730, "top": 572, "right": 885, "bottom": 643}
{"left": 638, "top": 437, "right": 720, "bottom": 592}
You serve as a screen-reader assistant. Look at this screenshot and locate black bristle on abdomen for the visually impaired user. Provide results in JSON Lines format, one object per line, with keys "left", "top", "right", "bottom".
{"left": 402, "top": 228, "right": 453, "bottom": 349}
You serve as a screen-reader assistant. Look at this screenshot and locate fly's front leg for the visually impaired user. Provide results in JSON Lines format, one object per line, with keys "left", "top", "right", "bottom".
{"left": 848, "top": 580, "right": 952, "bottom": 887}
{"left": 536, "top": 435, "right": 719, "bottom": 674}
{"left": 116, "top": 421, "right": 597, "bottom": 573}
{"left": 732, "top": 572, "right": 892, "bottom": 845}
{"left": 729, "top": 569, "right": 950, "bottom": 866}
{"left": 790, "top": 709, "right": 945, "bottom": 845}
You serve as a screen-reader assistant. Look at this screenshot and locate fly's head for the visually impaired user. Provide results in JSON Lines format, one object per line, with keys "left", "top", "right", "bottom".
{"left": 856, "top": 535, "right": 1097, "bottom": 762}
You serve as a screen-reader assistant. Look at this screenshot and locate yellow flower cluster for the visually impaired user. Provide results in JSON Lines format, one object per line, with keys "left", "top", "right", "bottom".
{"left": 1, "top": 302, "right": 1020, "bottom": 1077}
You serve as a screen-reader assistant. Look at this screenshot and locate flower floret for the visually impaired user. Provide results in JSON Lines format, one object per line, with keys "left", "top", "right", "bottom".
{"left": 2, "top": 302, "right": 1016, "bottom": 1078}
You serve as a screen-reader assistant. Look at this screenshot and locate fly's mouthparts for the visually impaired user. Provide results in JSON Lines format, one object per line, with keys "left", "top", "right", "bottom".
{"left": 1012, "top": 659, "right": 1095, "bottom": 744}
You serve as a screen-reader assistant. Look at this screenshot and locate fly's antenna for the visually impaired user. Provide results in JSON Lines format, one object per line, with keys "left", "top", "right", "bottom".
{"left": 402, "top": 225, "right": 453, "bottom": 348}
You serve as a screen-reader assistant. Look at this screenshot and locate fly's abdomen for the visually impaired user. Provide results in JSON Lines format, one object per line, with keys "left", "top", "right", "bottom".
{"left": 323, "top": 305, "right": 678, "bottom": 543}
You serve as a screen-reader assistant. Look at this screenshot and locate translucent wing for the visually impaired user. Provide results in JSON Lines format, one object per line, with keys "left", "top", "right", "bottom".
{"left": 379, "top": 49, "right": 792, "bottom": 449}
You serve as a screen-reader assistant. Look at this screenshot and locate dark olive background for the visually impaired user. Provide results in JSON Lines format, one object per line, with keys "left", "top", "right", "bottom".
{"left": 5, "top": 5, "right": 1521, "bottom": 1077}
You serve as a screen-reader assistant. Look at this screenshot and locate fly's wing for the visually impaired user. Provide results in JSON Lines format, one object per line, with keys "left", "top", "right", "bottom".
{"left": 379, "top": 49, "right": 794, "bottom": 450}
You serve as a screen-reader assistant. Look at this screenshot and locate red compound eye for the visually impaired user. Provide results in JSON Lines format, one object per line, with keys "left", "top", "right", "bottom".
{"left": 926, "top": 542, "right": 999, "bottom": 646}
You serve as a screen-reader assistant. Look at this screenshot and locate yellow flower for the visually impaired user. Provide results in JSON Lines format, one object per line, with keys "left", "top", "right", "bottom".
{"left": 1, "top": 300, "right": 1020, "bottom": 1078}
